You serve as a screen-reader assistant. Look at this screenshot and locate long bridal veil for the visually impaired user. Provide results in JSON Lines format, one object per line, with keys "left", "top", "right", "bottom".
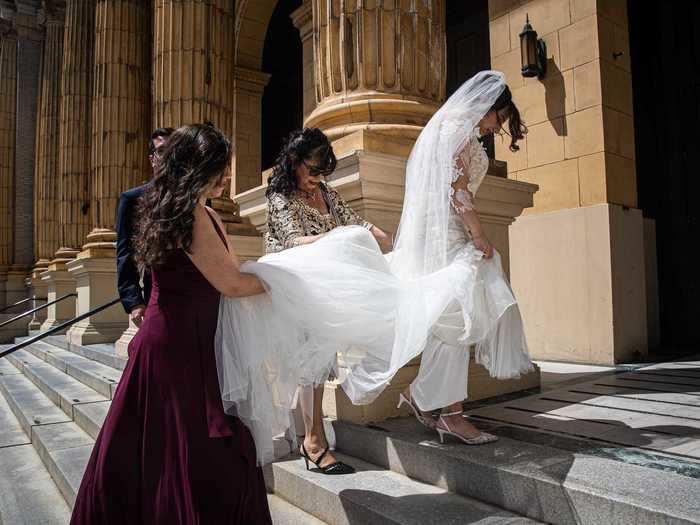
{"left": 216, "top": 71, "right": 533, "bottom": 464}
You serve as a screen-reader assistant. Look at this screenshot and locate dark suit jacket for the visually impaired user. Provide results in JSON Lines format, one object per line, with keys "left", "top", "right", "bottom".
{"left": 116, "top": 184, "right": 152, "bottom": 313}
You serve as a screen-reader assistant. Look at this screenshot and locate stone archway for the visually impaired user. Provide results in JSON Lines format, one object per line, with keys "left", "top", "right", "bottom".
{"left": 232, "top": 0, "right": 278, "bottom": 194}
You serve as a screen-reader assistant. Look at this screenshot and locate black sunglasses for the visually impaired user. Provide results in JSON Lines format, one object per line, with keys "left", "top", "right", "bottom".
{"left": 302, "top": 159, "right": 333, "bottom": 177}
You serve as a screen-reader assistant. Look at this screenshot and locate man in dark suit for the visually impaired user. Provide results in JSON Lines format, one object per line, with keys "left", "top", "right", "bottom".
{"left": 116, "top": 127, "right": 174, "bottom": 326}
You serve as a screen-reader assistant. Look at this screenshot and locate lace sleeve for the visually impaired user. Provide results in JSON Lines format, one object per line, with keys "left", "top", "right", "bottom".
{"left": 268, "top": 193, "right": 305, "bottom": 249}
{"left": 449, "top": 141, "right": 476, "bottom": 214}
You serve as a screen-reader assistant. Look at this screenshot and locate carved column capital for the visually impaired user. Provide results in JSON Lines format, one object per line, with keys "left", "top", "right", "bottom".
{"left": 308, "top": 0, "right": 445, "bottom": 140}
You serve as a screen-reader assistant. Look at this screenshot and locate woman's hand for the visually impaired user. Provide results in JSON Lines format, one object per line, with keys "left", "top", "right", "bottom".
{"left": 472, "top": 234, "right": 494, "bottom": 259}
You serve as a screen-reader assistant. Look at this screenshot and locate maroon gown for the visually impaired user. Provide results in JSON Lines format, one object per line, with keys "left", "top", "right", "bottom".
{"left": 70, "top": 213, "right": 272, "bottom": 524}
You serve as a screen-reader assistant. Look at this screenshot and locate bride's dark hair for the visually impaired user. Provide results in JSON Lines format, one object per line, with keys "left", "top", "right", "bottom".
{"left": 134, "top": 123, "right": 232, "bottom": 270}
{"left": 266, "top": 127, "right": 337, "bottom": 197}
{"left": 491, "top": 86, "right": 527, "bottom": 152}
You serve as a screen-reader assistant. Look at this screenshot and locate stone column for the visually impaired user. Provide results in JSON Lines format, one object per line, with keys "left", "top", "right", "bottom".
{"left": 292, "top": 2, "right": 316, "bottom": 121}
{"left": 67, "top": 0, "right": 151, "bottom": 346}
{"left": 307, "top": 0, "right": 444, "bottom": 140}
{"left": 56, "top": 0, "right": 94, "bottom": 259}
{"left": 34, "top": 3, "right": 65, "bottom": 277}
{"left": 30, "top": 3, "right": 64, "bottom": 328}
{"left": 0, "top": 20, "right": 17, "bottom": 309}
{"left": 7, "top": 8, "right": 43, "bottom": 311}
{"left": 232, "top": 67, "right": 270, "bottom": 194}
{"left": 153, "top": 0, "right": 239, "bottom": 222}
{"left": 42, "top": 0, "right": 95, "bottom": 330}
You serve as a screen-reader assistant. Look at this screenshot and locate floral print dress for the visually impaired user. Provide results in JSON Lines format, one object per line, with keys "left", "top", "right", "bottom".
{"left": 265, "top": 182, "right": 373, "bottom": 254}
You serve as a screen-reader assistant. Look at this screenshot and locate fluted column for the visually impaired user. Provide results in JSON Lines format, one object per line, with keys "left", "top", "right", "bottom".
{"left": 308, "top": 0, "right": 444, "bottom": 140}
{"left": 41, "top": 1, "right": 95, "bottom": 330}
{"left": 153, "top": 0, "right": 239, "bottom": 222}
{"left": 81, "top": 0, "right": 151, "bottom": 256}
{"left": 0, "top": 20, "right": 17, "bottom": 307}
{"left": 34, "top": 4, "right": 65, "bottom": 274}
{"left": 55, "top": 0, "right": 95, "bottom": 261}
{"left": 66, "top": 0, "right": 151, "bottom": 346}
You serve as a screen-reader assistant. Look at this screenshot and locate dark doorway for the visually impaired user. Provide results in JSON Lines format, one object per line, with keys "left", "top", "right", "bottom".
{"left": 261, "top": 0, "right": 303, "bottom": 172}
{"left": 445, "top": 0, "right": 493, "bottom": 157}
{"left": 629, "top": 0, "right": 700, "bottom": 351}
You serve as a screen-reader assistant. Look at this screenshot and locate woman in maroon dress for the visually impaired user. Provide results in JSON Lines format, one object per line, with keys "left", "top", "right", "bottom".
{"left": 70, "top": 124, "right": 272, "bottom": 524}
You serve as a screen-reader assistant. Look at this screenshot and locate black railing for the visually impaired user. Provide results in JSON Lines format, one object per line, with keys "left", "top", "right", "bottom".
{"left": 0, "top": 296, "right": 121, "bottom": 359}
{"left": 0, "top": 296, "right": 47, "bottom": 314}
{"left": 0, "top": 293, "right": 77, "bottom": 330}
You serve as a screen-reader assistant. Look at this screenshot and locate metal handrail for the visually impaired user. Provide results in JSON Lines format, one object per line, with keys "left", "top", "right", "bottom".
{"left": 0, "top": 293, "right": 77, "bottom": 329}
{"left": 0, "top": 296, "right": 121, "bottom": 359}
{"left": 0, "top": 296, "right": 47, "bottom": 314}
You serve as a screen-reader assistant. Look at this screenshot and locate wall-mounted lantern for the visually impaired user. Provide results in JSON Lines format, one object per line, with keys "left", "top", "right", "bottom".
{"left": 520, "top": 15, "right": 547, "bottom": 79}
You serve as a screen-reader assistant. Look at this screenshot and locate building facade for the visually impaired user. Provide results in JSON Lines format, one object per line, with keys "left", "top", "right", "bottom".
{"left": 0, "top": 0, "right": 696, "bottom": 418}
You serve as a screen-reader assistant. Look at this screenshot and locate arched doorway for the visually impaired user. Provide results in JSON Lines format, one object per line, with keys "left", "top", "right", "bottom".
{"left": 233, "top": 0, "right": 304, "bottom": 193}
{"left": 261, "top": 0, "right": 304, "bottom": 172}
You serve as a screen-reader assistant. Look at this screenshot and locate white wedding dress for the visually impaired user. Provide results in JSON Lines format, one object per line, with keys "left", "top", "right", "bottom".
{"left": 216, "top": 71, "right": 533, "bottom": 464}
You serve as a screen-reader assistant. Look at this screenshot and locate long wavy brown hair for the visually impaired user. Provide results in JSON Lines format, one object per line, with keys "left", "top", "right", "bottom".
{"left": 134, "top": 123, "right": 232, "bottom": 270}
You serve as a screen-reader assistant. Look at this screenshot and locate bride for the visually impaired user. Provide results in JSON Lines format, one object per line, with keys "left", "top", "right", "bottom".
{"left": 216, "top": 71, "right": 533, "bottom": 464}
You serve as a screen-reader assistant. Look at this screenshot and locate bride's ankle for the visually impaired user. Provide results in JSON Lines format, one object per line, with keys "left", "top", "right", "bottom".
{"left": 303, "top": 433, "right": 327, "bottom": 450}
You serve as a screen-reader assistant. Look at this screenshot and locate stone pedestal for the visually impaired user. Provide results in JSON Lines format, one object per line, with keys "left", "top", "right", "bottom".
{"left": 323, "top": 360, "right": 420, "bottom": 425}
{"left": 115, "top": 318, "right": 138, "bottom": 358}
{"left": 26, "top": 269, "right": 48, "bottom": 331}
{"left": 0, "top": 267, "right": 7, "bottom": 308}
{"left": 4, "top": 266, "right": 30, "bottom": 312}
{"left": 65, "top": 229, "right": 125, "bottom": 346}
{"left": 40, "top": 262, "right": 76, "bottom": 333}
{"left": 65, "top": 253, "right": 126, "bottom": 346}
{"left": 510, "top": 203, "right": 649, "bottom": 365}
{"left": 239, "top": 129, "right": 541, "bottom": 424}
{"left": 225, "top": 221, "right": 264, "bottom": 262}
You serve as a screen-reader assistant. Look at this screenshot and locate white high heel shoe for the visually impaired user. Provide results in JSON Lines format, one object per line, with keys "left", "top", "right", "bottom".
{"left": 397, "top": 392, "right": 436, "bottom": 429}
{"left": 435, "top": 410, "right": 498, "bottom": 445}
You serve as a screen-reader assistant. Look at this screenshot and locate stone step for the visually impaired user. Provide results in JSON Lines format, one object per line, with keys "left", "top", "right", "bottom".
{"left": 0, "top": 380, "right": 30, "bottom": 448}
{"left": 24, "top": 339, "right": 121, "bottom": 398}
{"left": 73, "top": 399, "right": 110, "bottom": 440}
{"left": 0, "top": 372, "right": 71, "bottom": 525}
{"left": 0, "top": 444, "right": 72, "bottom": 525}
{"left": 4, "top": 349, "right": 109, "bottom": 417}
{"left": 267, "top": 494, "right": 329, "bottom": 525}
{"left": 25, "top": 419, "right": 330, "bottom": 524}
{"left": 270, "top": 452, "right": 540, "bottom": 525}
{"left": 32, "top": 421, "right": 94, "bottom": 508}
{"left": 0, "top": 370, "right": 72, "bottom": 435}
{"left": 42, "top": 334, "right": 127, "bottom": 371}
{"left": 1, "top": 342, "right": 331, "bottom": 523}
{"left": 333, "top": 418, "right": 700, "bottom": 525}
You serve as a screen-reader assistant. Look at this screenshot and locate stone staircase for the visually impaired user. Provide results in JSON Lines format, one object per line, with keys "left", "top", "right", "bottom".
{"left": 1, "top": 335, "right": 699, "bottom": 524}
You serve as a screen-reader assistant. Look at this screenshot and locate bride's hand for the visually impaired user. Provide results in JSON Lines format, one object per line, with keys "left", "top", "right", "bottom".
{"left": 472, "top": 234, "right": 494, "bottom": 259}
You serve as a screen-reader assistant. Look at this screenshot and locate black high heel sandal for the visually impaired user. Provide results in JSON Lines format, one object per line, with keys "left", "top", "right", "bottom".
{"left": 300, "top": 443, "right": 355, "bottom": 475}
